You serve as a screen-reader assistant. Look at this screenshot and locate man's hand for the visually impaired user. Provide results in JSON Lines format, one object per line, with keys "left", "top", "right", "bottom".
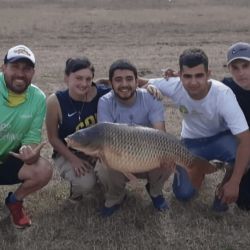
{"left": 146, "top": 85, "right": 163, "bottom": 100}
{"left": 217, "top": 180, "right": 239, "bottom": 204}
{"left": 161, "top": 68, "right": 179, "bottom": 79}
{"left": 9, "top": 142, "right": 46, "bottom": 165}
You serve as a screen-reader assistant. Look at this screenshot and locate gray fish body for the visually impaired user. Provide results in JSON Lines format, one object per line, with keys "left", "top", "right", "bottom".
{"left": 66, "top": 122, "right": 199, "bottom": 173}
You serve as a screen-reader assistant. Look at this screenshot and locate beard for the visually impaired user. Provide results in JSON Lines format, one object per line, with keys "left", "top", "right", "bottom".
{"left": 5, "top": 78, "right": 30, "bottom": 94}
{"left": 114, "top": 87, "right": 136, "bottom": 101}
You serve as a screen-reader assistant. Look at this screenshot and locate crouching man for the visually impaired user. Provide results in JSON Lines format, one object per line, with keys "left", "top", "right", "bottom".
{"left": 0, "top": 45, "right": 53, "bottom": 228}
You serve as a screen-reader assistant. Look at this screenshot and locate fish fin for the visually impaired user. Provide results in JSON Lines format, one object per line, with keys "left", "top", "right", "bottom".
{"left": 161, "top": 161, "right": 176, "bottom": 174}
{"left": 188, "top": 157, "right": 218, "bottom": 189}
{"left": 122, "top": 172, "right": 138, "bottom": 182}
{"left": 188, "top": 168, "right": 205, "bottom": 189}
{"left": 190, "top": 157, "right": 217, "bottom": 174}
{"left": 209, "top": 160, "right": 231, "bottom": 171}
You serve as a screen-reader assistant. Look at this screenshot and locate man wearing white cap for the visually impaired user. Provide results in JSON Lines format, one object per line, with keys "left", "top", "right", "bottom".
{"left": 222, "top": 42, "right": 250, "bottom": 210}
{"left": 0, "top": 45, "right": 52, "bottom": 228}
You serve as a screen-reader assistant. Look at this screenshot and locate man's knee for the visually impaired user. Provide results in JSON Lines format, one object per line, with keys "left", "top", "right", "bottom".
{"left": 71, "top": 172, "right": 96, "bottom": 195}
{"left": 20, "top": 157, "right": 52, "bottom": 184}
{"left": 95, "top": 164, "right": 126, "bottom": 189}
{"left": 95, "top": 163, "right": 109, "bottom": 185}
{"left": 36, "top": 158, "right": 53, "bottom": 181}
{"left": 172, "top": 167, "right": 196, "bottom": 201}
{"left": 173, "top": 185, "right": 196, "bottom": 201}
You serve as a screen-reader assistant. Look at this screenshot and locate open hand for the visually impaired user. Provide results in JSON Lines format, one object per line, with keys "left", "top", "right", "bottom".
{"left": 9, "top": 142, "right": 46, "bottom": 165}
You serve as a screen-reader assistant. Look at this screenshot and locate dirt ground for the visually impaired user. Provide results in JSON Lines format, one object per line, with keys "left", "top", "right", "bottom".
{"left": 0, "top": 0, "right": 249, "bottom": 97}
{"left": 0, "top": 0, "right": 250, "bottom": 249}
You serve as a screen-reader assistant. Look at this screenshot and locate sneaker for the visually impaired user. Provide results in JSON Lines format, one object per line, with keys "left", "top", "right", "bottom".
{"left": 68, "top": 195, "right": 83, "bottom": 204}
{"left": 146, "top": 183, "right": 168, "bottom": 211}
{"left": 212, "top": 196, "right": 229, "bottom": 212}
{"left": 100, "top": 204, "right": 121, "bottom": 217}
{"left": 100, "top": 195, "right": 126, "bottom": 218}
{"left": 5, "top": 192, "right": 31, "bottom": 229}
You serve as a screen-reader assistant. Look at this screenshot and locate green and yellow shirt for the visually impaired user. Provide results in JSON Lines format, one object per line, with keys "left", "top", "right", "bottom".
{"left": 0, "top": 72, "right": 46, "bottom": 161}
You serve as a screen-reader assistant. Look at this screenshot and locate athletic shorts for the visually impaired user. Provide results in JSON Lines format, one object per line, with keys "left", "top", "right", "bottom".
{"left": 0, "top": 154, "right": 24, "bottom": 185}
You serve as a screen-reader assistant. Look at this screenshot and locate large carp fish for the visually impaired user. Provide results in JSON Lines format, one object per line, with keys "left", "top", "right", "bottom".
{"left": 65, "top": 122, "right": 218, "bottom": 187}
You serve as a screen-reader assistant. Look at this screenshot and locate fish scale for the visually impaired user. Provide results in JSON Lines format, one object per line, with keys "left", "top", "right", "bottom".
{"left": 102, "top": 124, "right": 193, "bottom": 172}
{"left": 65, "top": 123, "right": 214, "bottom": 177}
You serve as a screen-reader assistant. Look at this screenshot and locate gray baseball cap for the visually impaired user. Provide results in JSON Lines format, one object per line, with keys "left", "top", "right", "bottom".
{"left": 227, "top": 42, "right": 250, "bottom": 65}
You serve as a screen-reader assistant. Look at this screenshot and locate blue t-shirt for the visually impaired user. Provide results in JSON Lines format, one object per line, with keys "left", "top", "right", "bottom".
{"left": 97, "top": 88, "right": 165, "bottom": 127}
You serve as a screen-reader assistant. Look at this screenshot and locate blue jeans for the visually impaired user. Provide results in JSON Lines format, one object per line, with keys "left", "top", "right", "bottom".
{"left": 172, "top": 130, "right": 237, "bottom": 201}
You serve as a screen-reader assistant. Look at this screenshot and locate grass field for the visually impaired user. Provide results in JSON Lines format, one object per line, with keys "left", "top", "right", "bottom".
{"left": 0, "top": 0, "right": 250, "bottom": 249}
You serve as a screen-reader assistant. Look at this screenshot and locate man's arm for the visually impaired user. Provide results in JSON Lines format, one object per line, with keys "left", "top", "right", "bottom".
{"left": 216, "top": 88, "right": 250, "bottom": 203}
{"left": 137, "top": 78, "right": 150, "bottom": 88}
{"left": 151, "top": 121, "right": 166, "bottom": 132}
{"left": 147, "top": 93, "right": 166, "bottom": 132}
{"left": 220, "top": 130, "right": 250, "bottom": 204}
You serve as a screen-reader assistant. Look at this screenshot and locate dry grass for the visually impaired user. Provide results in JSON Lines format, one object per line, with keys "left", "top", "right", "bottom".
{"left": 0, "top": 0, "right": 250, "bottom": 249}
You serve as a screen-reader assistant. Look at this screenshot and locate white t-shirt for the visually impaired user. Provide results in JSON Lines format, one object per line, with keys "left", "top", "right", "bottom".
{"left": 148, "top": 77, "right": 249, "bottom": 139}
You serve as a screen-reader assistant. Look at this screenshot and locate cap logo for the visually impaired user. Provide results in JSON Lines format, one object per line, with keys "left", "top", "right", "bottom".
{"left": 13, "top": 48, "right": 31, "bottom": 57}
{"left": 232, "top": 47, "right": 247, "bottom": 55}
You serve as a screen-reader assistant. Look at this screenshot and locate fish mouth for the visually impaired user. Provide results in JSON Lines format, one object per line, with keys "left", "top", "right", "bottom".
{"left": 64, "top": 137, "right": 72, "bottom": 147}
{"left": 64, "top": 137, "right": 78, "bottom": 148}
{"left": 65, "top": 137, "right": 85, "bottom": 152}
{"left": 65, "top": 139, "right": 82, "bottom": 152}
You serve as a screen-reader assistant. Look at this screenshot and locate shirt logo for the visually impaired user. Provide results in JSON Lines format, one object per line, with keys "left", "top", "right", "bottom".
{"left": 20, "top": 114, "right": 32, "bottom": 119}
{"left": 14, "top": 48, "right": 31, "bottom": 56}
{"left": 179, "top": 105, "right": 189, "bottom": 114}
{"left": 232, "top": 47, "right": 247, "bottom": 55}
{"left": 68, "top": 112, "right": 77, "bottom": 117}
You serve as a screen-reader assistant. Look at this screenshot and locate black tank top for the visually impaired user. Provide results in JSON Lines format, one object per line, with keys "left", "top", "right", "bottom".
{"left": 56, "top": 84, "right": 110, "bottom": 142}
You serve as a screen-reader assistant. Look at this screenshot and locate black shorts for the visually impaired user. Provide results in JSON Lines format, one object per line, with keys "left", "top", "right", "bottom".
{"left": 0, "top": 154, "right": 24, "bottom": 185}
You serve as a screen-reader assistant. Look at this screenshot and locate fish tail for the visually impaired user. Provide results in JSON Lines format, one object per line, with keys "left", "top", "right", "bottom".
{"left": 209, "top": 160, "right": 232, "bottom": 171}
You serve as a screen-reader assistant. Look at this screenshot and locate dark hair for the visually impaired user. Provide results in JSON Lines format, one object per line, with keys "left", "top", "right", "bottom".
{"left": 109, "top": 59, "right": 137, "bottom": 81}
{"left": 64, "top": 57, "right": 95, "bottom": 77}
{"left": 179, "top": 48, "right": 209, "bottom": 72}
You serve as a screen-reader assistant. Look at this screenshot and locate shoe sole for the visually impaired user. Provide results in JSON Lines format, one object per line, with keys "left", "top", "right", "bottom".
{"left": 10, "top": 216, "right": 31, "bottom": 229}
{"left": 67, "top": 197, "right": 83, "bottom": 204}
{"left": 5, "top": 206, "right": 32, "bottom": 229}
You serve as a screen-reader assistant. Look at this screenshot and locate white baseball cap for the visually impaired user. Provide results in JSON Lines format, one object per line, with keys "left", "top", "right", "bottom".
{"left": 4, "top": 44, "right": 35, "bottom": 66}
{"left": 227, "top": 42, "right": 250, "bottom": 65}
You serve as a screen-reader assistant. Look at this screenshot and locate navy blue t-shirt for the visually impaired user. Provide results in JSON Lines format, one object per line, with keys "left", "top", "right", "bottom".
{"left": 222, "top": 77, "right": 250, "bottom": 128}
{"left": 56, "top": 84, "right": 110, "bottom": 142}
